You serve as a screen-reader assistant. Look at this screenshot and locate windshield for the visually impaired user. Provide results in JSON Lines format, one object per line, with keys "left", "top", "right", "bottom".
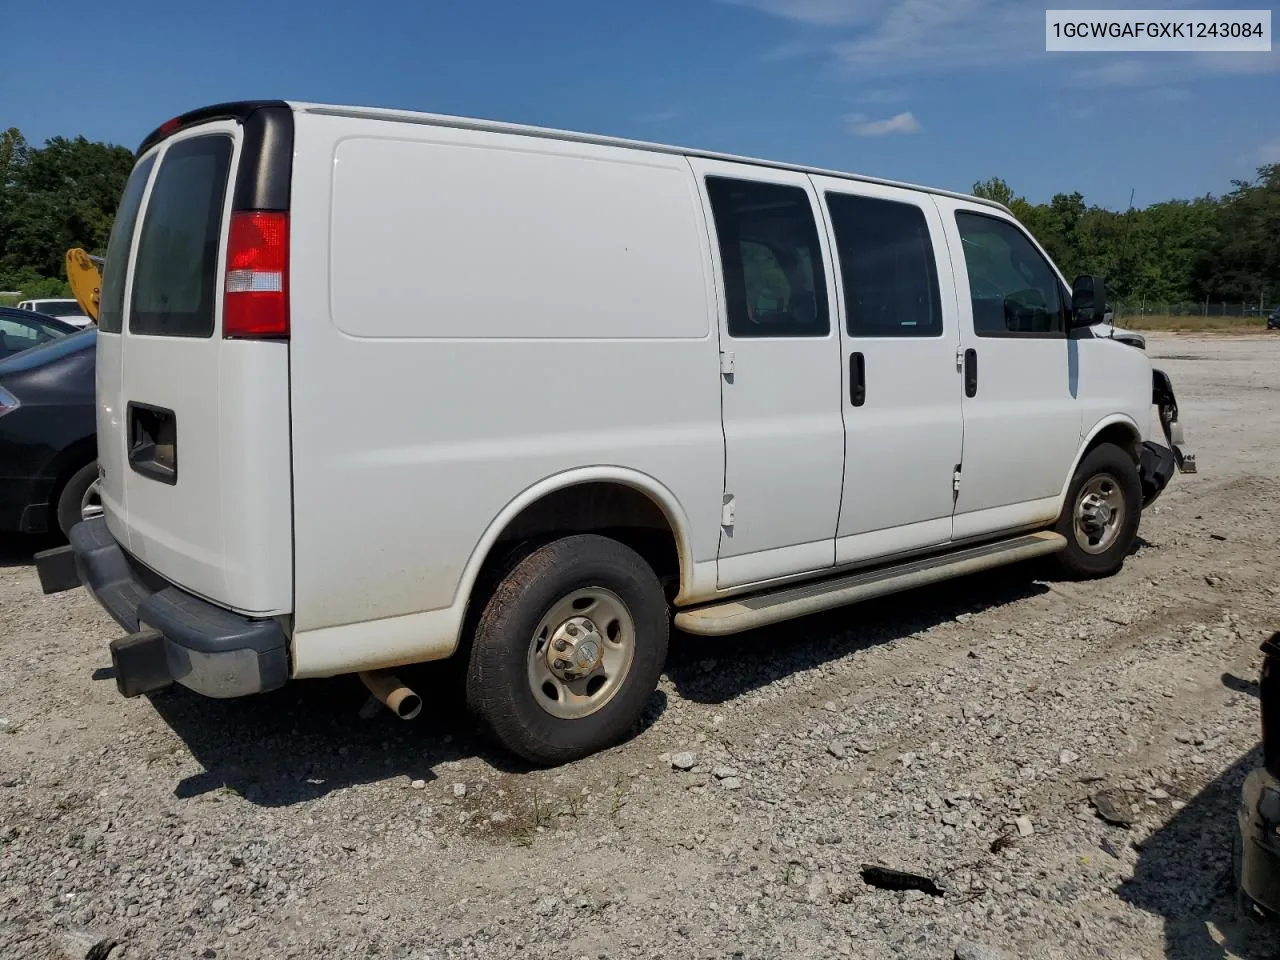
{"left": 35, "top": 300, "right": 86, "bottom": 317}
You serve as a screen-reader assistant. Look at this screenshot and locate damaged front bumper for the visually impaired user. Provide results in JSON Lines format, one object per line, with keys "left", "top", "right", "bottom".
{"left": 1238, "top": 633, "right": 1280, "bottom": 919}
{"left": 1140, "top": 368, "right": 1196, "bottom": 507}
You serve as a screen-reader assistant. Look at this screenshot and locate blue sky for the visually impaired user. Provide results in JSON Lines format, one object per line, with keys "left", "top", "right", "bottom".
{"left": 7, "top": 0, "right": 1277, "bottom": 209}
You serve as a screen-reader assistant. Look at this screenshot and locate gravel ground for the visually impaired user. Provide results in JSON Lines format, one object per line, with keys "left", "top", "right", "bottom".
{"left": 2, "top": 333, "right": 1279, "bottom": 960}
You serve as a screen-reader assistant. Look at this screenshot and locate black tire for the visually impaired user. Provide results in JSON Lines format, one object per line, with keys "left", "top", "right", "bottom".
{"left": 465, "top": 534, "right": 668, "bottom": 766}
{"left": 1053, "top": 442, "right": 1141, "bottom": 579}
{"left": 54, "top": 461, "right": 100, "bottom": 539}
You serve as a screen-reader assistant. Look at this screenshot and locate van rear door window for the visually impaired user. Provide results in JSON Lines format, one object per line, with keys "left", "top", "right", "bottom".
{"left": 98, "top": 154, "right": 156, "bottom": 334}
{"left": 129, "top": 136, "right": 233, "bottom": 338}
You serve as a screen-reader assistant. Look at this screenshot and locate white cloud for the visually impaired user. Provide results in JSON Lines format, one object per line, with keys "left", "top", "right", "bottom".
{"left": 846, "top": 111, "right": 923, "bottom": 136}
{"left": 832, "top": 0, "right": 1047, "bottom": 75}
{"left": 716, "top": 0, "right": 1279, "bottom": 83}
{"left": 715, "top": 0, "right": 876, "bottom": 25}
{"left": 853, "top": 88, "right": 908, "bottom": 104}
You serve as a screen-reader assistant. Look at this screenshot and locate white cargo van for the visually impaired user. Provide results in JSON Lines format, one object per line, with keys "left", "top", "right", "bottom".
{"left": 36, "top": 100, "right": 1193, "bottom": 765}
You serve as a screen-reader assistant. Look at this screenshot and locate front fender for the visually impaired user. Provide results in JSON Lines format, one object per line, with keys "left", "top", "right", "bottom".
{"left": 1056, "top": 414, "right": 1143, "bottom": 514}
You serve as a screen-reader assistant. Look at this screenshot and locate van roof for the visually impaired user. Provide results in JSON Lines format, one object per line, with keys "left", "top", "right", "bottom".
{"left": 290, "top": 100, "right": 1010, "bottom": 215}
{"left": 138, "top": 100, "right": 1010, "bottom": 216}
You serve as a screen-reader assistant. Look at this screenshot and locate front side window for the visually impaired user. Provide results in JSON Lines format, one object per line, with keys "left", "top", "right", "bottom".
{"left": 130, "top": 136, "right": 233, "bottom": 338}
{"left": 706, "top": 177, "right": 829, "bottom": 338}
{"left": 955, "top": 212, "right": 1065, "bottom": 337}
{"left": 98, "top": 154, "right": 156, "bottom": 334}
{"left": 826, "top": 193, "right": 942, "bottom": 338}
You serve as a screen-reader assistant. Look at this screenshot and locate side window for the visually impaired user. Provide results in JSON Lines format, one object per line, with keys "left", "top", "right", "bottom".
{"left": 98, "top": 153, "right": 156, "bottom": 334}
{"left": 826, "top": 192, "right": 942, "bottom": 338}
{"left": 955, "top": 212, "right": 1065, "bottom": 337}
{"left": 705, "top": 177, "right": 829, "bottom": 338}
{"left": 130, "top": 136, "right": 233, "bottom": 338}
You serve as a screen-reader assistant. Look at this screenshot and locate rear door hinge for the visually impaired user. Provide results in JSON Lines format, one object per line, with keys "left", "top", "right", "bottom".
{"left": 721, "top": 494, "right": 736, "bottom": 529}
{"left": 720, "top": 351, "right": 735, "bottom": 377}
{"left": 952, "top": 465, "right": 962, "bottom": 496}
{"left": 955, "top": 346, "right": 965, "bottom": 371}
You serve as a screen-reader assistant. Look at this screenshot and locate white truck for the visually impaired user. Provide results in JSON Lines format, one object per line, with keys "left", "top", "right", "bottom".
{"left": 16, "top": 298, "right": 94, "bottom": 327}
{"left": 36, "top": 100, "right": 1193, "bottom": 765}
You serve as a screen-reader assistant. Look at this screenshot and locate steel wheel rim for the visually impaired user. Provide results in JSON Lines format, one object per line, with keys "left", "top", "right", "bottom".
{"left": 80, "top": 478, "right": 103, "bottom": 521}
{"left": 1073, "top": 473, "right": 1124, "bottom": 555}
{"left": 526, "top": 587, "right": 636, "bottom": 720}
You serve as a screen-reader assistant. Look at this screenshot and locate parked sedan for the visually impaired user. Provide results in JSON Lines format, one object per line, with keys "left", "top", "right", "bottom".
{"left": 0, "top": 328, "right": 98, "bottom": 538}
{"left": 0, "top": 306, "right": 78, "bottom": 359}
{"left": 1267, "top": 308, "right": 1279, "bottom": 331}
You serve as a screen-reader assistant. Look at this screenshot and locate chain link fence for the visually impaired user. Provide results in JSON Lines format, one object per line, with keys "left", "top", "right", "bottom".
{"left": 1113, "top": 300, "right": 1273, "bottom": 319}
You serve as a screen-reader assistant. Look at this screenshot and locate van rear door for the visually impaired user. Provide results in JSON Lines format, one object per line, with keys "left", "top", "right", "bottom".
{"left": 97, "top": 108, "right": 294, "bottom": 616}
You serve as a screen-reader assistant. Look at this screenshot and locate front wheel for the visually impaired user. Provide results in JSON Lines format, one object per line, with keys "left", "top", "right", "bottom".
{"left": 465, "top": 534, "right": 669, "bottom": 766}
{"left": 1053, "top": 442, "right": 1142, "bottom": 579}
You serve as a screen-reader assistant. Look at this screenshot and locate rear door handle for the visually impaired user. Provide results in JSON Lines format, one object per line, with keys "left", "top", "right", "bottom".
{"left": 850, "top": 352, "right": 866, "bottom": 407}
{"left": 964, "top": 348, "right": 978, "bottom": 398}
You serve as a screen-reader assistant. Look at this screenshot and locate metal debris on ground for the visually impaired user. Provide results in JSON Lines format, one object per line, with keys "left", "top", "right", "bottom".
{"left": 859, "top": 864, "right": 943, "bottom": 896}
{"left": 1090, "top": 789, "right": 1134, "bottom": 828}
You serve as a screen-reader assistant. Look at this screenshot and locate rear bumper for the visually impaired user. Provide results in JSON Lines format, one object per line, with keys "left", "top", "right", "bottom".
{"left": 1239, "top": 766, "right": 1280, "bottom": 918}
{"left": 34, "top": 517, "right": 289, "bottom": 699}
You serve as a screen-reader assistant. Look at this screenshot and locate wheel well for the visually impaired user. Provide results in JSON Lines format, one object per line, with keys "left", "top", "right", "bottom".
{"left": 471, "top": 482, "right": 682, "bottom": 607}
{"left": 1084, "top": 422, "right": 1140, "bottom": 462}
{"left": 501, "top": 482, "right": 678, "bottom": 582}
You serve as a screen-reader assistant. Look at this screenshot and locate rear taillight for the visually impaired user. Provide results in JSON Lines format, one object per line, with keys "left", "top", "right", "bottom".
{"left": 224, "top": 211, "right": 289, "bottom": 339}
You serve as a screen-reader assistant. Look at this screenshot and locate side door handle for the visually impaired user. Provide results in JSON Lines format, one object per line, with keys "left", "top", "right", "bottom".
{"left": 963, "top": 348, "right": 978, "bottom": 398}
{"left": 850, "top": 352, "right": 866, "bottom": 407}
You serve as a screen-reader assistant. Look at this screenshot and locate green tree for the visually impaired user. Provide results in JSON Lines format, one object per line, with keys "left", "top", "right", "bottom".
{"left": 0, "top": 129, "right": 134, "bottom": 292}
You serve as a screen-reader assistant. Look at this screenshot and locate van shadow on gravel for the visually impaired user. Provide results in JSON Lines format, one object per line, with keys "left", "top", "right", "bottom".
{"left": 665, "top": 563, "right": 1051, "bottom": 705}
{"left": 147, "top": 663, "right": 671, "bottom": 807}
{"left": 145, "top": 565, "right": 1045, "bottom": 806}
{"left": 1118, "top": 744, "right": 1276, "bottom": 960}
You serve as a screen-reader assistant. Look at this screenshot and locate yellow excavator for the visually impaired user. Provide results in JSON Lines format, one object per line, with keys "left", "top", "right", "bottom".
{"left": 65, "top": 247, "right": 103, "bottom": 323}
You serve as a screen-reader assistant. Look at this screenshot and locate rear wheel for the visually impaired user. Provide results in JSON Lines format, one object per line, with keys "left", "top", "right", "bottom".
{"left": 1053, "top": 443, "right": 1141, "bottom": 579}
{"left": 55, "top": 461, "right": 102, "bottom": 538}
{"left": 465, "top": 534, "right": 668, "bottom": 766}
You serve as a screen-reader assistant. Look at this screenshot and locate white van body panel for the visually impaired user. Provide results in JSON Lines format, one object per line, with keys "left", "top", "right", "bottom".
{"left": 96, "top": 120, "right": 294, "bottom": 615}
{"left": 686, "top": 157, "right": 845, "bottom": 590}
{"left": 286, "top": 112, "right": 724, "bottom": 668}
{"left": 810, "top": 176, "right": 965, "bottom": 567}
{"left": 290, "top": 464, "right": 718, "bottom": 678}
{"left": 933, "top": 196, "right": 1086, "bottom": 541}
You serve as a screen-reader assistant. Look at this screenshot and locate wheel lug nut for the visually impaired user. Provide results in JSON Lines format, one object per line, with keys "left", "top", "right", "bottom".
{"left": 554, "top": 639, "right": 568, "bottom": 652}
{"left": 566, "top": 624, "right": 579, "bottom": 637}
{"left": 553, "top": 658, "right": 571, "bottom": 671}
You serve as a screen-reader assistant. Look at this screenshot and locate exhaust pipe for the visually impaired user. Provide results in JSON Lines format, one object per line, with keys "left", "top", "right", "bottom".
{"left": 358, "top": 670, "right": 422, "bottom": 720}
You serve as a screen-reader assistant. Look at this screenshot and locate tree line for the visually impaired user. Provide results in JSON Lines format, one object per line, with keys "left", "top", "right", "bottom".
{"left": 0, "top": 128, "right": 134, "bottom": 297}
{"left": 972, "top": 167, "right": 1279, "bottom": 309}
{"left": 1, "top": 125, "right": 1277, "bottom": 308}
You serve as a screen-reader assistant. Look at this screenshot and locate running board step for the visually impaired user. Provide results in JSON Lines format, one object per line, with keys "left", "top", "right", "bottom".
{"left": 674, "top": 531, "right": 1067, "bottom": 637}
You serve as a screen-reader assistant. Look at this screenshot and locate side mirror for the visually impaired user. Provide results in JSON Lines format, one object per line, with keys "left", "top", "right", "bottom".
{"left": 1070, "top": 275, "right": 1107, "bottom": 328}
